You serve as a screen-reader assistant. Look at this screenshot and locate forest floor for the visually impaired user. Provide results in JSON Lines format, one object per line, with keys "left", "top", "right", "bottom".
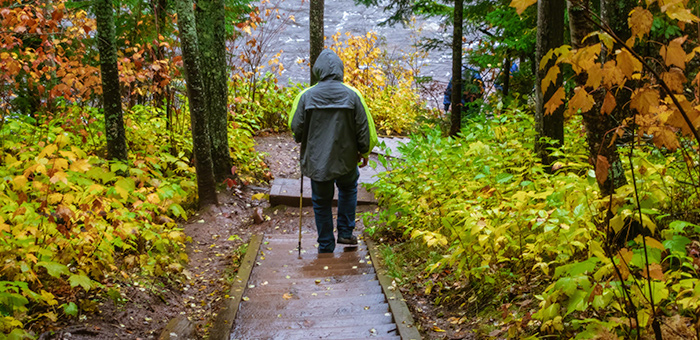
{"left": 44, "top": 132, "right": 469, "bottom": 340}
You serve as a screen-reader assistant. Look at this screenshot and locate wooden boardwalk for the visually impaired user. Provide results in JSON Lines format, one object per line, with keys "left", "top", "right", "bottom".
{"left": 223, "top": 234, "right": 420, "bottom": 340}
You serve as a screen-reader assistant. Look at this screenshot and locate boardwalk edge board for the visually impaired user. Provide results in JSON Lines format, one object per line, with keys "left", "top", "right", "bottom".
{"left": 365, "top": 237, "right": 423, "bottom": 340}
{"left": 208, "top": 233, "right": 264, "bottom": 340}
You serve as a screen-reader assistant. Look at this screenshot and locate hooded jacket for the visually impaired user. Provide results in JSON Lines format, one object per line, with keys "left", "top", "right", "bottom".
{"left": 288, "top": 49, "right": 378, "bottom": 182}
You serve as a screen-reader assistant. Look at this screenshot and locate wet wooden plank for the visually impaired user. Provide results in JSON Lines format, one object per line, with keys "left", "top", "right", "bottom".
{"left": 366, "top": 238, "right": 423, "bottom": 340}
{"left": 209, "top": 234, "right": 263, "bottom": 340}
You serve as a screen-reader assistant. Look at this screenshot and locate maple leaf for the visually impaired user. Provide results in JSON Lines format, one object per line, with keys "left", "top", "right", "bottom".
{"left": 585, "top": 65, "right": 603, "bottom": 89}
{"left": 50, "top": 171, "right": 68, "bottom": 185}
{"left": 652, "top": 127, "right": 680, "bottom": 150}
{"left": 602, "top": 60, "right": 625, "bottom": 89}
{"left": 569, "top": 87, "right": 595, "bottom": 113}
{"left": 629, "top": 7, "right": 653, "bottom": 41}
{"left": 661, "top": 37, "right": 687, "bottom": 70}
{"left": 601, "top": 91, "right": 617, "bottom": 115}
{"left": 544, "top": 87, "right": 565, "bottom": 116}
{"left": 616, "top": 49, "right": 642, "bottom": 79}
{"left": 69, "top": 158, "right": 91, "bottom": 172}
{"left": 661, "top": 68, "right": 687, "bottom": 93}
{"left": 662, "top": 2, "right": 700, "bottom": 22}
{"left": 630, "top": 88, "right": 660, "bottom": 115}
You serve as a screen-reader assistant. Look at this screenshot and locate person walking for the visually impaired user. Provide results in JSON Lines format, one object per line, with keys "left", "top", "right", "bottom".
{"left": 444, "top": 65, "right": 484, "bottom": 117}
{"left": 288, "top": 49, "right": 378, "bottom": 254}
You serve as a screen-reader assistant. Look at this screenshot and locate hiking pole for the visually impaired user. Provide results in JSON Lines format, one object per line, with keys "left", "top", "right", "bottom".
{"left": 298, "top": 174, "right": 303, "bottom": 258}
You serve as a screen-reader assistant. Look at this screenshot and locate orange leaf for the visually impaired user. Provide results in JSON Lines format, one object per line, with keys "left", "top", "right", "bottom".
{"left": 544, "top": 87, "right": 565, "bottom": 116}
{"left": 595, "top": 155, "right": 610, "bottom": 186}
{"left": 629, "top": 7, "right": 653, "bottom": 41}
{"left": 661, "top": 37, "right": 687, "bottom": 70}
{"left": 652, "top": 127, "right": 680, "bottom": 150}
{"left": 601, "top": 91, "right": 617, "bottom": 115}
{"left": 602, "top": 60, "right": 625, "bottom": 89}
{"left": 616, "top": 49, "right": 642, "bottom": 79}
{"left": 585, "top": 66, "right": 603, "bottom": 89}
{"left": 630, "top": 88, "right": 660, "bottom": 116}
{"left": 661, "top": 68, "right": 687, "bottom": 93}
{"left": 569, "top": 87, "right": 595, "bottom": 113}
{"left": 509, "top": 0, "right": 537, "bottom": 15}
{"left": 50, "top": 171, "right": 68, "bottom": 185}
{"left": 642, "top": 263, "right": 665, "bottom": 281}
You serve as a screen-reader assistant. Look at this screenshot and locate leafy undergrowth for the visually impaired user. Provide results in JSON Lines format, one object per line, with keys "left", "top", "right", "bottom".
{"left": 366, "top": 106, "right": 700, "bottom": 339}
{"left": 0, "top": 104, "right": 268, "bottom": 338}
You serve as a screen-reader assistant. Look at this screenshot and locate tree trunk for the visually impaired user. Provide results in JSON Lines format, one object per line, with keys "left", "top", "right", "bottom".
{"left": 503, "top": 54, "right": 511, "bottom": 97}
{"left": 95, "top": 0, "right": 128, "bottom": 161}
{"left": 568, "top": 0, "right": 626, "bottom": 196}
{"left": 197, "top": 0, "right": 233, "bottom": 182}
{"left": 174, "top": 0, "right": 218, "bottom": 207}
{"left": 152, "top": 0, "right": 168, "bottom": 108}
{"left": 310, "top": 0, "right": 324, "bottom": 85}
{"left": 535, "top": 0, "right": 565, "bottom": 167}
{"left": 449, "top": 0, "right": 463, "bottom": 137}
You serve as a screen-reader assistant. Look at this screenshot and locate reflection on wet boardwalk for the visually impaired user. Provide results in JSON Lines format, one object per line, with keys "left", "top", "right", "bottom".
{"left": 230, "top": 234, "right": 401, "bottom": 340}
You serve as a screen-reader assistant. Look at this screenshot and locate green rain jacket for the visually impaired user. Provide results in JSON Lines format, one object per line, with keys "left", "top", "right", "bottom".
{"left": 288, "top": 49, "right": 378, "bottom": 182}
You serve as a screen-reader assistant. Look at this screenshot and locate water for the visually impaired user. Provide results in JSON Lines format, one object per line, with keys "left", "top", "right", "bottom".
{"left": 250, "top": 0, "right": 454, "bottom": 86}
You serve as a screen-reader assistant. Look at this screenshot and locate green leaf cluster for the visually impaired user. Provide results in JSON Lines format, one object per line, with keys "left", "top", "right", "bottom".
{"left": 368, "top": 103, "right": 700, "bottom": 337}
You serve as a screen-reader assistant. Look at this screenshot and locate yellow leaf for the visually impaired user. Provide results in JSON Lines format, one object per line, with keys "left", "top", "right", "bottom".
{"left": 251, "top": 192, "right": 266, "bottom": 201}
{"left": 661, "top": 68, "right": 687, "bottom": 93}
{"left": 629, "top": 7, "right": 653, "bottom": 41}
{"left": 661, "top": 37, "right": 687, "bottom": 70}
{"left": 282, "top": 293, "right": 293, "bottom": 300}
{"left": 53, "top": 158, "right": 68, "bottom": 171}
{"left": 59, "top": 150, "right": 77, "bottom": 162}
{"left": 643, "top": 236, "right": 665, "bottom": 251}
{"left": 55, "top": 134, "right": 70, "bottom": 148}
{"left": 541, "top": 65, "right": 560, "bottom": 94}
{"left": 601, "top": 91, "right": 617, "bottom": 115}
{"left": 585, "top": 65, "right": 603, "bottom": 89}
{"left": 147, "top": 193, "right": 161, "bottom": 204}
{"left": 0, "top": 221, "right": 9, "bottom": 233}
{"left": 39, "top": 144, "right": 58, "bottom": 158}
{"left": 12, "top": 175, "right": 28, "bottom": 191}
{"left": 70, "top": 158, "right": 91, "bottom": 173}
{"left": 616, "top": 49, "right": 642, "bottom": 78}
{"left": 48, "top": 193, "right": 63, "bottom": 204}
{"left": 432, "top": 326, "right": 446, "bottom": 332}
{"left": 544, "top": 87, "right": 565, "bottom": 116}
{"left": 50, "top": 171, "right": 68, "bottom": 185}
{"left": 41, "top": 290, "right": 59, "bottom": 306}
{"left": 571, "top": 44, "right": 600, "bottom": 74}
{"left": 662, "top": 2, "right": 700, "bottom": 22}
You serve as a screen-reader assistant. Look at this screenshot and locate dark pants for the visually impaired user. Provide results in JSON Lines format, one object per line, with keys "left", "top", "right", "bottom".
{"left": 310, "top": 168, "right": 359, "bottom": 253}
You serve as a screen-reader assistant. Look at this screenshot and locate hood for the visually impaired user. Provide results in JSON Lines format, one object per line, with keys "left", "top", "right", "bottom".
{"left": 312, "top": 49, "right": 344, "bottom": 81}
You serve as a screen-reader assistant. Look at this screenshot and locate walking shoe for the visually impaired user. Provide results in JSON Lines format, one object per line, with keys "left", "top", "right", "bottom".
{"left": 337, "top": 235, "right": 358, "bottom": 245}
